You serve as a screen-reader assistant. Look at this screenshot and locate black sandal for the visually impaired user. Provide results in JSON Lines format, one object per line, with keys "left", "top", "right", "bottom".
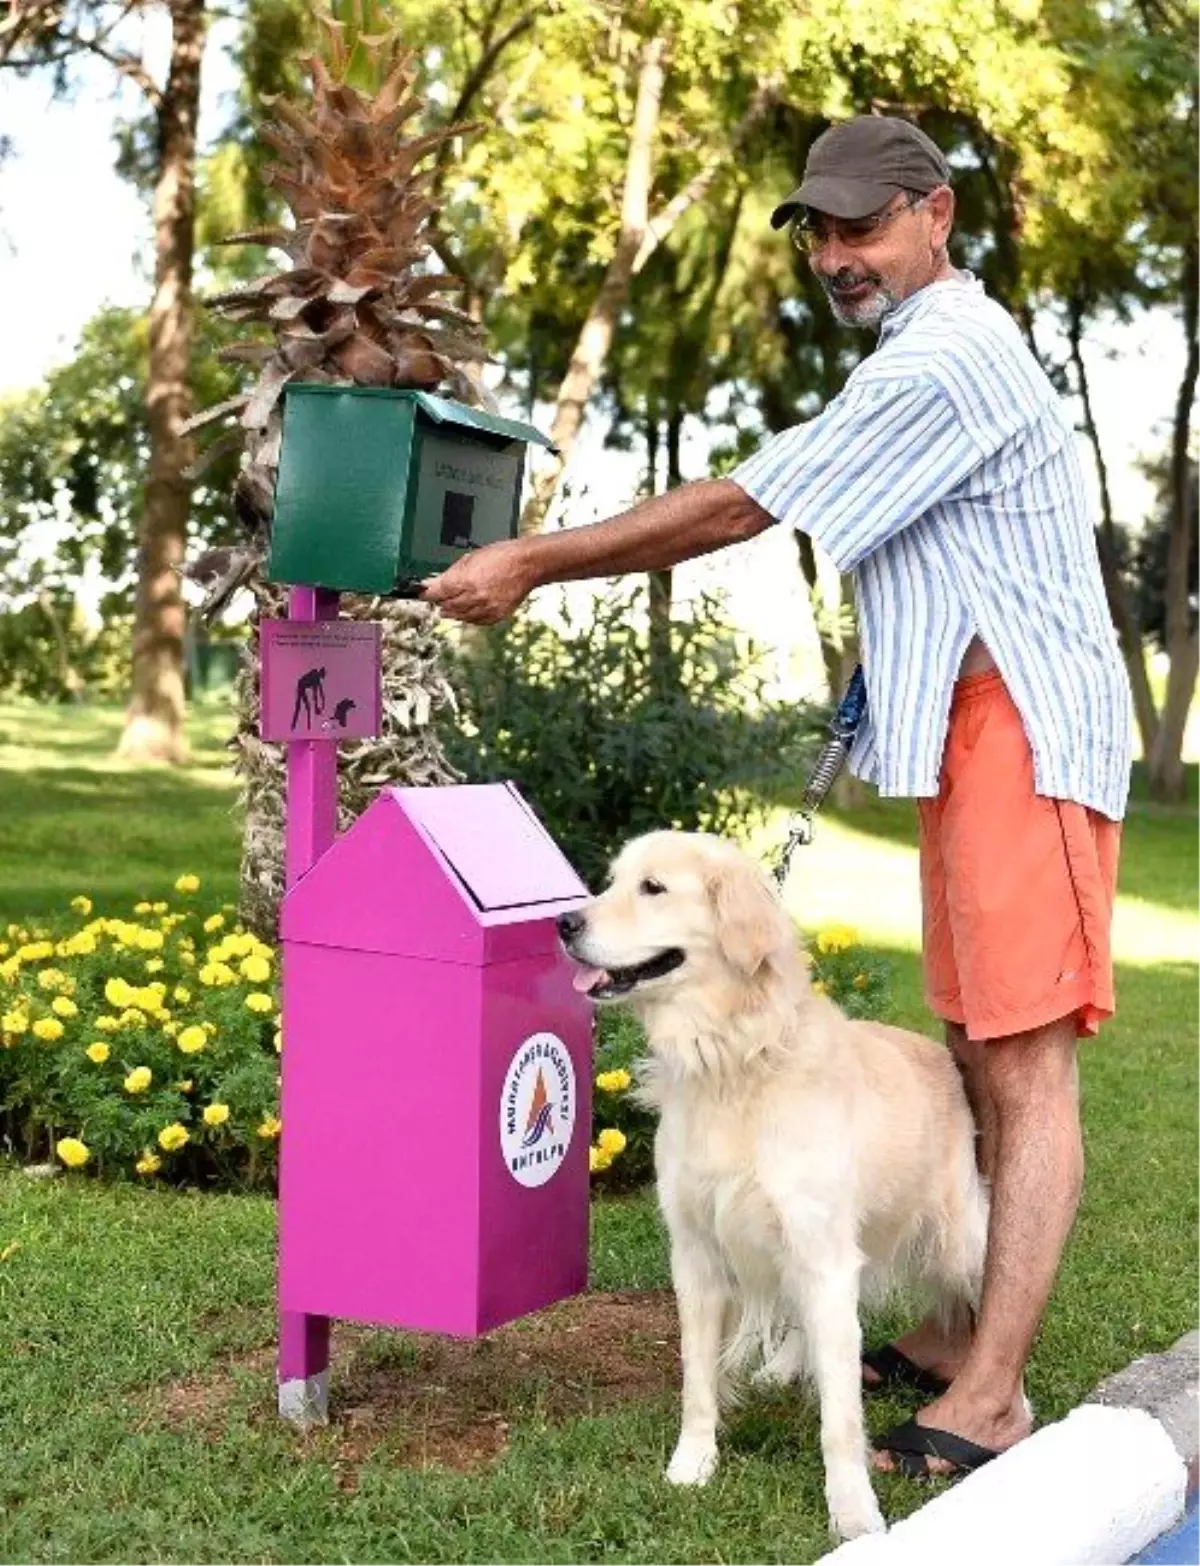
{"left": 862, "top": 1343, "right": 951, "bottom": 1398}
{"left": 873, "top": 1415, "right": 999, "bottom": 1479}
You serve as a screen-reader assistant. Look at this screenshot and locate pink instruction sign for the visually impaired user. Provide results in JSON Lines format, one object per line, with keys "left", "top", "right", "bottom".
{"left": 260, "top": 619, "right": 382, "bottom": 742}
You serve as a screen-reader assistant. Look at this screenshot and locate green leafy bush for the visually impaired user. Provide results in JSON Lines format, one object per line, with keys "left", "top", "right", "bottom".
{"left": 445, "top": 585, "right": 821, "bottom": 891}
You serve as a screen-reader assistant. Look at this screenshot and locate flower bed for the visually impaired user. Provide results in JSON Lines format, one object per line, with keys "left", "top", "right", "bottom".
{"left": 1, "top": 884, "right": 890, "bottom": 1192}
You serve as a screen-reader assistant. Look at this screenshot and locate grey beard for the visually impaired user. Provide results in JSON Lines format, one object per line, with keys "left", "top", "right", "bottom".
{"left": 822, "top": 278, "right": 899, "bottom": 330}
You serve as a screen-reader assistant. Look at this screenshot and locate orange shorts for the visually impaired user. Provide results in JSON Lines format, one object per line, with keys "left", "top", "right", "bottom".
{"left": 919, "top": 670, "right": 1122, "bottom": 1043}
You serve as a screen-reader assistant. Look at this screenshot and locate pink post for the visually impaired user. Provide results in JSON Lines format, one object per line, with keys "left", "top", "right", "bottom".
{"left": 278, "top": 583, "right": 338, "bottom": 1426}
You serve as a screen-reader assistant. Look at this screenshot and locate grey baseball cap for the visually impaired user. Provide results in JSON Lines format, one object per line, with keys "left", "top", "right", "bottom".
{"left": 770, "top": 116, "right": 952, "bottom": 228}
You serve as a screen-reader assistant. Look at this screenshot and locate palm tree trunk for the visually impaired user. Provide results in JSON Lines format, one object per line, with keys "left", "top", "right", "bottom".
{"left": 118, "top": 0, "right": 204, "bottom": 764}
{"left": 235, "top": 588, "right": 460, "bottom": 938}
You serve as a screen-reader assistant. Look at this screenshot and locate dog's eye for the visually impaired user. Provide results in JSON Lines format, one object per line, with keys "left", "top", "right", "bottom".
{"left": 639, "top": 878, "right": 667, "bottom": 896}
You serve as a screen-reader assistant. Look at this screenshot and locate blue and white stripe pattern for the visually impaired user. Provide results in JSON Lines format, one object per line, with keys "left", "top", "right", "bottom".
{"left": 730, "top": 276, "right": 1133, "bottom": 820}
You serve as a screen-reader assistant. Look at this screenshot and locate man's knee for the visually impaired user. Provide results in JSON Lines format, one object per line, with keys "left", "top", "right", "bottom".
{"left": 945, "top": 1020, "right": 983, "bottom": 1070}
{"left": 981, "top": 1017, "right": 1080, "bottom": 1114}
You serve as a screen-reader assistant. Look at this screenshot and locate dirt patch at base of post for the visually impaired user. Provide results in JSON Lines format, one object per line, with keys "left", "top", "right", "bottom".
{"left": 143, "top": 1289, "right": 680, "bottom": 1477}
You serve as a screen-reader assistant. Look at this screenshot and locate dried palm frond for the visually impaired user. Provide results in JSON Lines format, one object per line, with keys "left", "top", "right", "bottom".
{"left": 185, "top": 9, "right": 490, "bottom": 934}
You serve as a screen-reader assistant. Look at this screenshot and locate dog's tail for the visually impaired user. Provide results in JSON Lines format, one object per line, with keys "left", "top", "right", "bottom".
{"left": 719, "top": 1296, "right": 802, "bottom": 1395}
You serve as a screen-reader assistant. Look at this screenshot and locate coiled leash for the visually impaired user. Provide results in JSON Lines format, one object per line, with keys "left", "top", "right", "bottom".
{"left": 772, "top": 664, "right": 868, "bottom": 887}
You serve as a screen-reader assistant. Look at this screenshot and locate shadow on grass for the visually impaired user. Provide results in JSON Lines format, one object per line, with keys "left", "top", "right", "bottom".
{"left": 763, "top": 760, "right": 1198, "bottom": 917}
{"left": 0, "top": 763, "right": 242, "bottom": 920}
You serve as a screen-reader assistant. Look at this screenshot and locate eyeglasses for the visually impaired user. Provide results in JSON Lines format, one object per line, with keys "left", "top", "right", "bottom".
{"left": 791, "top": 193, "right": 928, "bottom": 254}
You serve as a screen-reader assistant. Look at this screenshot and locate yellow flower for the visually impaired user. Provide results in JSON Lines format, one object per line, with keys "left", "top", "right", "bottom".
{"left": 124, "top": 1066, "right": 152, "bottom": 1094}
{"left": 118, "top": 1008, "right": 147, "bottom": 1030}
{"left": 57, "top": 1137, "right": 90, "bottom": 1169}
{"left": 179, "top": 950, "right": 196, "bottom": 968}
{"left": 135, "top": 1151, "right": 162, "bottom": 1176}
{"left": 70, "top": 895, "right": 93, "bottom": 916}
{"left": 94, "top": 1014, "right": 120, "bottom": 1033}
{"left": 853, "top": 973, "right": 869, "bottom": 990}
{"left": 162, "top": 1021, "right": 179, "bottom": 1038}
{"left": 2, "top": 1011, "right": 29, "bottom": 1034}
{"left": 85, "top": 1042, "right": 111, "bottom": 1064}
{"left": 198, "top": 962, "right": 236, "bottom": 988}
{"left": 203, "top": 1103, "right": 230, "bottom": 1127}
{"left": 595, "top": 1069, "right": 632, "bottom": 1093}
{"left": 134, "top": 901, "right": 153, "bottom": 915}
{"left": 37, "top": 968, "right": 67, "bottom": 990}
{"left": 51, "top": 996, "right": 78, "bottom": 1018}
{"left": 137, "top": 929, "right": 164, "bottom": 951}
{"left": 256, "top": 1115, "right": 282, "bottom": 1140}
{"left": 589, "top": 1146, "right": 613, "bottom": 1173}
{"left": 177, "top": 1079, "right": 193, "bottom": 1094}
{"left": 104, "top": 977, "right": 134, "bottom": 1009}
{"left": 239, "top": 954, "right": 271, "bottom": 983}
{"left": 144, "top": 958, "right": 164, "bottom": 974}
{"left": 63, "top": 931, "right": 96, "bottom": 956}
{"left": 135, "top": 984, "right": 166, "bottom": 1013}
{"left": 245, "top": 992, "right": 274, "bottom": 1015}
{"left": 32, "top": 1018, "right": 64, "bottom": 1042}
{"left": 177, "top": 1025, "right": 207, "bottom": 1054}
{"left": 151, "top": 901, "right": 168, "bottom": 915}
{"left": 203, "top": 914, "right": 225, "bottom": 933}
{"left": 816, "top": 924, "right": 858, "bottom": 955}
{"left": 157, "top": 1123, "right": 190, "bottom": 1153}
{"left": 17, "top": 940, "right": 54, "bottom": 962}
{"left": 173, "top": 986, "right": 191, "bottom": 1004}
{"left": 174, "top": 874, "right": 200, "bottom": 893}
{"left": 596, "top": 1128, "right": 626, "bottom": 1156}
{"left": 0, "top": 958, "right": 20, "bottom": 984}
{"left": 812, "top": 980, "right": 829, "bottom": 997}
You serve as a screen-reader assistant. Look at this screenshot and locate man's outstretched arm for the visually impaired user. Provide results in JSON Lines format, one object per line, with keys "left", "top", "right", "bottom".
{"left": 421, "top": 478, "right": 774, "bottom": 624}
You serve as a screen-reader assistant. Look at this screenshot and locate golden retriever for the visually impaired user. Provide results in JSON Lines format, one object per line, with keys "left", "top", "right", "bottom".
{"left": 557, "top": 830, "right": 987, "bottom": 1541}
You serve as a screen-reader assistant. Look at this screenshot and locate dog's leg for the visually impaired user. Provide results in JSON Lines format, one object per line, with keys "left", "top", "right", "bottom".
{"left": 791, "top": 1257, "right": 886, "bottom": 1540}
{"left": 665, "top": 1242, "right": 727, "bottom": 1487}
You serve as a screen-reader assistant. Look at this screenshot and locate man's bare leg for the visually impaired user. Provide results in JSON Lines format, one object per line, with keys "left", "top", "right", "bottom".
{"left": 875, "top": 1016, "right": 1082, "bottom": 1469}
{"left": 862, "top": 1022, "right": 991, "bottom": 1386}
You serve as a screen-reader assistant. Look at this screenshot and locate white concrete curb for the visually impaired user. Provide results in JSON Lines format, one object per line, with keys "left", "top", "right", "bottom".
{"left": 820, "top": 1405, "right": 1188, "bottom": 1566}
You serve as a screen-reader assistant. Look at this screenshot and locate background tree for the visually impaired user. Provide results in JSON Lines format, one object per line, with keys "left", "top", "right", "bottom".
{"left": 1, "top": 0, "right": 206, "bottom": 762}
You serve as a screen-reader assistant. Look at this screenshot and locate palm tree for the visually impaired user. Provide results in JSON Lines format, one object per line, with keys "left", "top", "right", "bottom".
{"left": 187, "top": 7, "right": 495, "bottom": 934}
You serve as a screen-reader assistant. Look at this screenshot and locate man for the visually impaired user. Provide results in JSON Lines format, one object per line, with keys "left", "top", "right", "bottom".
{"left": 423, "top": 116, "right": 1133, "bottom": 1478}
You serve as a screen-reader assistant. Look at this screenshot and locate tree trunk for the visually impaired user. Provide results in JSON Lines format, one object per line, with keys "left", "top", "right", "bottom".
{"left": 520, "top": 32, "right": 668, "bottom": 533}
{"left": 118, "top": 0, "right": 204, "bottom": 764}
{"left": 647, "top": 406, "right": 682, "bottom": 693}
{"left": 1149, "top": 237, "right": 1199, "bottom": 802}
{"left": 1066, "top": 298, "right": 1160, "bottom": 757}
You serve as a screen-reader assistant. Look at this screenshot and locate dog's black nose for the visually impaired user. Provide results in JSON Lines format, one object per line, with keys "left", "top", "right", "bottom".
{"left": 557, "top": 910, "right": 585, "bottom": 942}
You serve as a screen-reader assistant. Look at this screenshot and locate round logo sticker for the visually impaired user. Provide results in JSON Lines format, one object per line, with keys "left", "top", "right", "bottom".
{"left": 499, "top": 1032, "right": 576, "bottom": 1188}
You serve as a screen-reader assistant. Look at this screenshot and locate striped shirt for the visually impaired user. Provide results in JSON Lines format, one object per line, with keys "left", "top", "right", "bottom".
{"left": 730, "top": 274, "right": 1133, "bottom": 820}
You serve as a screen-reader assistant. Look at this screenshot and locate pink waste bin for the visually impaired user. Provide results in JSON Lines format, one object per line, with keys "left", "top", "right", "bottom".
{"left": 277, "top": 782, "right": 592, "bottom": 1351}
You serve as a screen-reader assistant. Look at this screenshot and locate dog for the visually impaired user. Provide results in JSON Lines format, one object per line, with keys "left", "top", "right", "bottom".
{"left": 557, "top": 830, "right": 988, "bottom": 1540}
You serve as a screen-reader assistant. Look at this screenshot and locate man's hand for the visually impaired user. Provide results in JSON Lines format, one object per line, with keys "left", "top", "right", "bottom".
{"left": 422, "top": 539, "right": 535, "bottom": 624}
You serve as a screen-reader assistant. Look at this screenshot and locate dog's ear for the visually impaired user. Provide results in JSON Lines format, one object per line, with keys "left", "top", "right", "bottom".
{"left": 709, "top": 858, "right": 783, "bottom": 976}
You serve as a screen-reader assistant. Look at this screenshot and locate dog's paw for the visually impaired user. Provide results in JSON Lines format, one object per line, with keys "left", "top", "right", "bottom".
{"left": 827, "top": 1479, "right": 886, "bottom": 1541}
{"left": 665, "top": 1440, "right": 719, "bottom": 1487}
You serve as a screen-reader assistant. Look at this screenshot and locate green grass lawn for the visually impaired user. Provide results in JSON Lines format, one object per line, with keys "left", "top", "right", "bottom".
{"left": 0, "top": 701, "right": 1196, "bottom": 1564}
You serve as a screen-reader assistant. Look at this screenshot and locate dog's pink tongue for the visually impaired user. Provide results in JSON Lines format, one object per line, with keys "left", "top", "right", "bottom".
{"left": 570, "top": 964, "right": 608, "bottom": 994}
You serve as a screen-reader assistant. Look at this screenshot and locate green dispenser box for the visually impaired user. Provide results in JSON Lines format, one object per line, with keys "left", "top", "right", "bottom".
{"left": 268, "top": 386, "right": 555, "bottom": 595}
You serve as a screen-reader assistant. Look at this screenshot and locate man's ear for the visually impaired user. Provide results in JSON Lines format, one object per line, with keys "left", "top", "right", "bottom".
{"left": 709, "top": 859, "right": 784, "bottom": 976}
{"left": 929, "top": 184, "right": 954, "bottom": 255}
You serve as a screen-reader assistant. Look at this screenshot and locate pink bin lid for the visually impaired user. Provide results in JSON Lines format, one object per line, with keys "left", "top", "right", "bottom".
{"left": 394, "top": 783, "right": 587, "bottom": 911}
